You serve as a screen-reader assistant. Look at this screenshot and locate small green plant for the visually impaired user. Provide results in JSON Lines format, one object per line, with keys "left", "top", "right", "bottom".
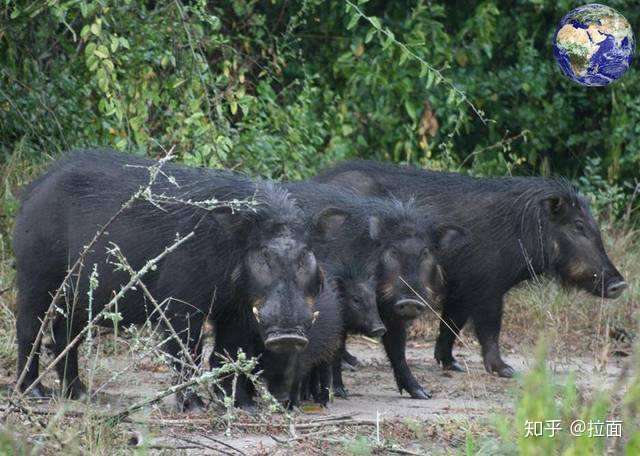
{"left": 479, "top": 337, "right": 639, "bottom": 455}
{"left": 344, "top": 435, "right": 375, "bottom": 456}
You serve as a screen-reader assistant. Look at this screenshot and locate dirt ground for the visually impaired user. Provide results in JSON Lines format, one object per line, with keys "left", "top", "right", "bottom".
{"left": 1, "top": 334, "right": 626, "bottom": 455}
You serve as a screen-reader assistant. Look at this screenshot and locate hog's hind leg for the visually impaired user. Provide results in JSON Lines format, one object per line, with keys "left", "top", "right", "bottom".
{"left": 332, "top": 340, "right": 349, "bottom": 398}
{"left": 434, "top": 301, "right": 470, "bottom": 373}
{"left": 472, "top": 297, "right": 514, "bottom": 378}
{"left": 15, "top": 269, "right": 62, "bottom": 399}
{"left": 51, "top": 315, "right": 87, "bottom": 400}
{"left": 160, "top": 312, "right": 206, "bottom": 412}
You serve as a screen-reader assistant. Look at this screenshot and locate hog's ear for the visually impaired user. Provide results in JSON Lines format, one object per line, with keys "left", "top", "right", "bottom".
{"left": 435, "top": 224, "right": 468, "bottom": 252}
{"left": 308, "top": 263, "right": 325, "bottom": 298}
{"left": 368, "top": 216, "right": 381, "bottom": 241}
{"left": 542, "top": 196, "right": 566, "bottom": 217}
{"left": 313, "top": 207, "right": 349, "bottom": 240}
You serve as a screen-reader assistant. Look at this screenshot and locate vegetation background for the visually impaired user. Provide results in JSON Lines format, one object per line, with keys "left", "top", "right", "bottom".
{"left": 0, "top": 0, "right": 638, "bottom": 454}
{"left": 1, "top": 0, "right": 638, "bottom": 220}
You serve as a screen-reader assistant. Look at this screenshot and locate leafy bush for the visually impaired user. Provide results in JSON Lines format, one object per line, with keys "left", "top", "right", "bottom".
{"left": 1, "top": 0, "right": 638, "bottom": 217}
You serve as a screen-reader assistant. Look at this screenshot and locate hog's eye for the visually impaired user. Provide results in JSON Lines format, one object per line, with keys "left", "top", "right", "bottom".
{"left": 575, "top": 220, "right": 585, "bottom": 234}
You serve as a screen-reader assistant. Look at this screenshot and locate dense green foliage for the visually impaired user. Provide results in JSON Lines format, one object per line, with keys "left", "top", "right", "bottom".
{"left": 1, "top": 0, "right": 638, "bottom": 218}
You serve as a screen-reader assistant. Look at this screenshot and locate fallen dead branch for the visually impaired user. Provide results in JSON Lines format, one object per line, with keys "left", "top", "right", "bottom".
{"left": 200, "top": 433, "right": 247, "bottom": 455}
{"left": 132, "top": 416, "right": 378, "bottom": 429}
{"left": 171, "top": 435, "right": 236, "bottom": 455}
{"left": 269, "top": 428, "right": 335, "bottom": 444}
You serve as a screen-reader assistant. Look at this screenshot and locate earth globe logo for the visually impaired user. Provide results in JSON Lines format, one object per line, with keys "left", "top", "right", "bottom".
{"left": 553, "top": 3, "right": 635, "bottom": 86}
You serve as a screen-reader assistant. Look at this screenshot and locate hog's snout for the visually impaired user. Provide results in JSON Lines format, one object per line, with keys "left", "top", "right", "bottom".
{"left": 264, "top": 328, "right": 309, "bottom": 353}
{"left": 393, "top": 298, "right": 427, "bottom": 319}
{"left": 605, "top": 280, "right": 628, "bottom": 299}
{"left": 367, "top": 325, "right": 386, "bottom": 338}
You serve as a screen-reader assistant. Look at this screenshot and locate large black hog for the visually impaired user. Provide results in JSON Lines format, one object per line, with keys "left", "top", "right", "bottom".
{"left": 13, "top": 150, "right": 322, "bottom": 409}
{"left": 315, "top": 160, "right": 627, "bottom": 378}
{"left": 261, "top": 265, "right": 344, "bottom": 407}
{"left": 287, "top": 182, "right": 466, "bottom": 399}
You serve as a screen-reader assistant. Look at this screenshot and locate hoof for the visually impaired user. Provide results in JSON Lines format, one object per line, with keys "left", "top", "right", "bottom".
{"left": 483, "top": 356, "right": 516, "bottom": 379}
{"left": 496, "top": 365, "right": 515, "bottom": 378}
{"left": 341, "top": 360, "right": 358, "bottom": 372}
{"left": 23, "top": 383, "right": 53, "bottom": 399}
{"left": 402, "top": 386, "right": 432, "bottom": 400}
{"left": 63, "top": 382, "right": 88, "bottom": 401}
{"left": 442, "top": 360, "right": 466, "bottom": 373}
{"left": 342, "top": 351, "right": 361, "bottom": 369}
{"left": 333, "top": 385, "right": 349, "bottom": 399}
{"left": 177, "top": 391, "right": 206, "bottom": 413}
{"left": 238, "top": 401, "right": 258, "bottom": 413}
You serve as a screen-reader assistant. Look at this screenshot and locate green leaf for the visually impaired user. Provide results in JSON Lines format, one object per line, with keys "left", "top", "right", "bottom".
{"left": 90, "top": 22, "right": 101, "bottom": 37}
{"left": 346, "top": 13, "right": 360, "bottom": 30}
{"left": 365, "top": 27, "right": 377, "bottom": 43}
{"left": 369, "top": 16, "right": 381, "bottom": 29}
{"left": 94, "top": 45, "right": 109, "bottom": 59}
{"left": 399, "top": 49, "right": 409, "bottom": 66}
{"left": 404, "top": 99, "right": 417, "bottom": 121}
{"left": 85, "top": 42, "right": 96, "bottom": 56}
{"left": 110, "top": 37, "right": 120, "bottom": 53}
{"left": 425, "top": 69, "right": 435, "bottom": 87}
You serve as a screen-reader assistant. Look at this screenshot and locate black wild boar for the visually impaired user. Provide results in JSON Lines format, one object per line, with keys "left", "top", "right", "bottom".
{"left": 315, "top": 160, "right": 628, "bottom": 378}
{"left": 262, "top": 266, "right": 344, "bottom": 407}
{"left": 287, "top": 182, "right": 466, "bottom": 399}
{"left": 281, "top": 183, "right": 386, "bottom": 403}
{"left": 275, "top": 261, "right": 379, "bottom": 405}
{"left": 286, "top": 182, "right": 387, "bottom": 336}
{"left": 13, "top": 150, "right": 322, "bottom": 410}
{"left": 328, "top": 260, "right": 380, "bottom": 398}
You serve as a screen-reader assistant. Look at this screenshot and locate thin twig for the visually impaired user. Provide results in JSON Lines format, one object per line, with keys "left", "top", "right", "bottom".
{"left": 13, "top": 153, "right": 176, "bottom": 400}
{"left": 200, "top": 433, "right": 247, "bottom": 456}
{"left": 132, "top": 417, "right": 377, "bottom": 429}
{"left": 109, "top": 245, "right": 199, "bottom": 369}
{"left": 17, "top": 231, "right": 195, "bottom": 400}
{"left": 345, "top": 0, "right": 488, "bottom": 124}
{"left": 105, "top": 358, "right": 255, "bottom": 424}
{"left": 171, "top": 435, "right": 235, "bottom": 455}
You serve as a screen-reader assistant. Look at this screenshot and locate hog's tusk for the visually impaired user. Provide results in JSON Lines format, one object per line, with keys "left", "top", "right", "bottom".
{"left": 312, "top": 311, "right": 320, "bottom": 324}
{"left": 253, "top": 307, "right": 260, "bottom": 322}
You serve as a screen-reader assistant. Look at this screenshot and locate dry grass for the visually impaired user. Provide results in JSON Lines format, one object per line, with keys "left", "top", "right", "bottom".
{"left": 503, "top": 223, "right": 639, "bottom": 364}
